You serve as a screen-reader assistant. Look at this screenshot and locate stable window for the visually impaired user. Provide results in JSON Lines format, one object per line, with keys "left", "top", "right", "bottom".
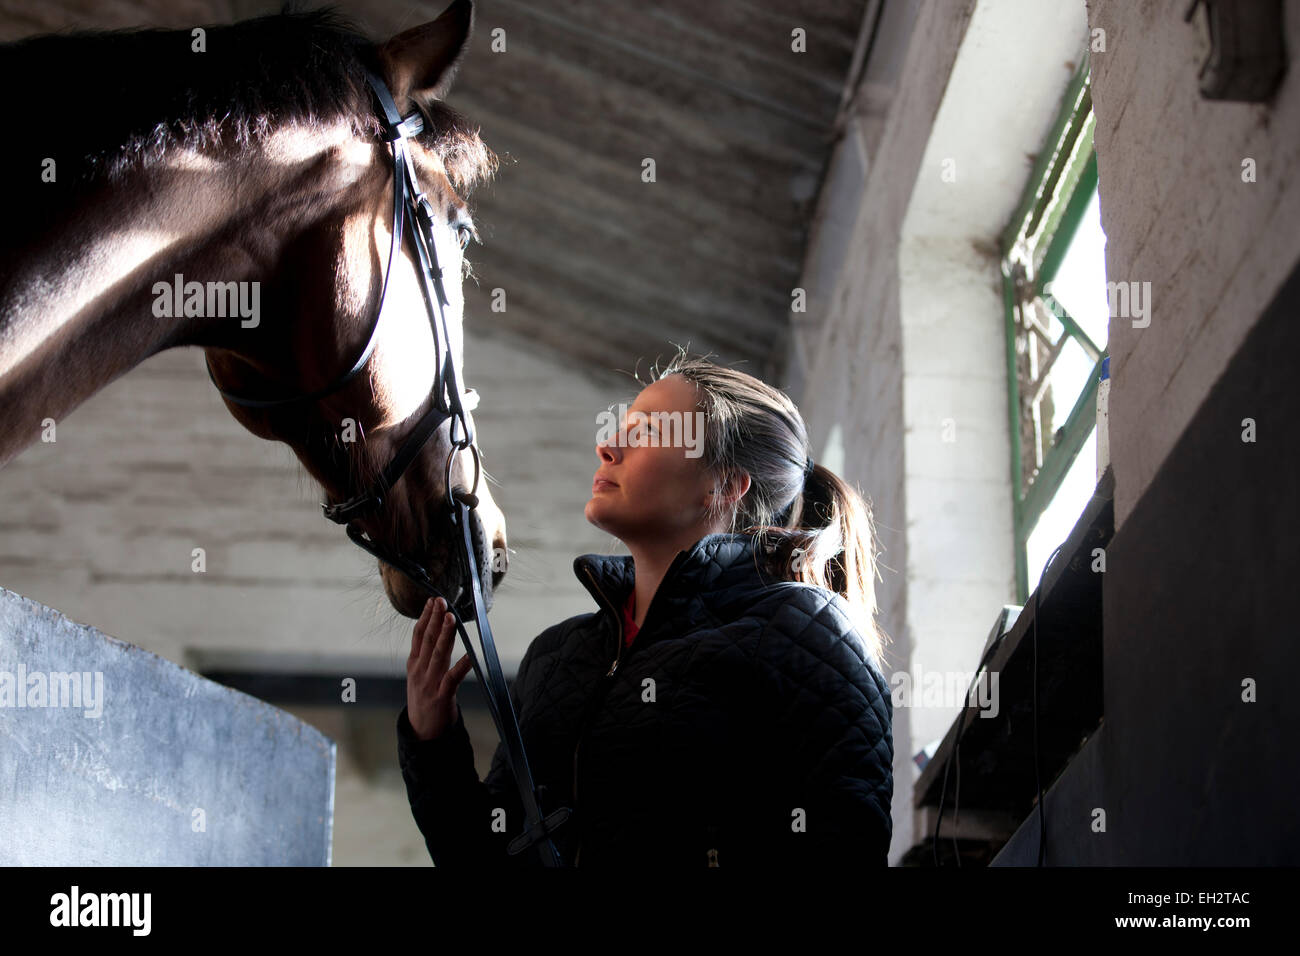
{"left": 999, "top": 54, "right": 1108, "bottom": 603}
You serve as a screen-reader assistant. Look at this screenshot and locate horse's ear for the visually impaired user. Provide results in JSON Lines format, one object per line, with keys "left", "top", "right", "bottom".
{"left": 376, "top": 0, "right": 474, "bottom": 106}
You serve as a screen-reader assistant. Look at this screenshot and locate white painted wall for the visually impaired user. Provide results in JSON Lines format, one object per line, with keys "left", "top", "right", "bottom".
{"left": 898, "top": 0, "right": 1088, "bottom": 817}
{"left": 1087, "top": 0, "right": 1300, "bottom": 530}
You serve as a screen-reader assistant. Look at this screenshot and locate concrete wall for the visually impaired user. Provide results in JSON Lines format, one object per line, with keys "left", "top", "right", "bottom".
{"left": 1089, "top": 0, "right": 1300, "bottom": 530}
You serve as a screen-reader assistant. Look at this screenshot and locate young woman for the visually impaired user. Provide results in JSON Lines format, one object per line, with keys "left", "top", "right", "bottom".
{"left": 396, "top": 352, "right": 894, "bottom": 867}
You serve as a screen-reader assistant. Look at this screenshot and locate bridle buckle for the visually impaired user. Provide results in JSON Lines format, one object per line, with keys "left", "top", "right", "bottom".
{"left": 321, "top": 493, "right": 382, "bottom": 525}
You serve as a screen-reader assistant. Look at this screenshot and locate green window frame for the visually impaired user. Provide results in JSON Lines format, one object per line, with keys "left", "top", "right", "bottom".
{"left": 999, "top": 52, "right": 1108, "bottom": 604}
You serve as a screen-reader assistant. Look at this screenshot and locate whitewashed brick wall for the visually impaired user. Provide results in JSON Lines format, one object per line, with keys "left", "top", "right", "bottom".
{"left": 1087, "top": 0, "right": 1300, "bottom": 529}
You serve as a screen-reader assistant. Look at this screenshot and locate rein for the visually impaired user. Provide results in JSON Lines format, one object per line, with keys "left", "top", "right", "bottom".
{"left": 204, "top": 69, "right": 570, "bottom": 866}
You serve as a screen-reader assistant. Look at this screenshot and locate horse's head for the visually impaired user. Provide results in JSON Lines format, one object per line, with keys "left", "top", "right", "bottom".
{"left": 205, "top": 1, "right": 506, "bottom": 619}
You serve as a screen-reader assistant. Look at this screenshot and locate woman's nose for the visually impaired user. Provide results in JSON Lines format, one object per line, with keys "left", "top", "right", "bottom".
{"left": 598, "top": 411, "right": 633, "bottom": 461}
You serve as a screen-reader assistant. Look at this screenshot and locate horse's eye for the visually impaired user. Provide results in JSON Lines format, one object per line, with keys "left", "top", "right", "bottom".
{"left": 456, "top": 224, "right": 474, "bottom": 250}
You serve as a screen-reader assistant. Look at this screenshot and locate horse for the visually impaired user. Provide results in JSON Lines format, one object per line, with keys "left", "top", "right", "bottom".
{"left": 0, "top": 0, "right": 507, "bottom": 620}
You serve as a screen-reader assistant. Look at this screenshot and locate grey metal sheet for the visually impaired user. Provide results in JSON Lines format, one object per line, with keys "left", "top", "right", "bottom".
{"left": 0, "top": 586, "right": 335, "bottom": 866}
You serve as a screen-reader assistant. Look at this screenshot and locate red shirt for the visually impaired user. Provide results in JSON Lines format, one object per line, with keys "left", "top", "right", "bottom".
{"left": 621, "top": 591, "right": 639, "bottom": 649}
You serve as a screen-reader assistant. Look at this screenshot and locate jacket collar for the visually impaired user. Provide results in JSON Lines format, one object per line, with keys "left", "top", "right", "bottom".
{"left": 572, "top": 532, "right": 769, "bottom": 621}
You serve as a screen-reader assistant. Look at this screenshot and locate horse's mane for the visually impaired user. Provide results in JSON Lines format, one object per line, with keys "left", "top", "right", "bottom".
{"left": 0, "top": 7, "right": 497, "bottom": 196}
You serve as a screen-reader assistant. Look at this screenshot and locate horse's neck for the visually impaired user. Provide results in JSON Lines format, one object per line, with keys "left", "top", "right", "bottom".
{"left": 0, "top": 164, "right": 244, "bottom": 466}
{"left": 0, "top": 131, "right": 361, "bottom": 469}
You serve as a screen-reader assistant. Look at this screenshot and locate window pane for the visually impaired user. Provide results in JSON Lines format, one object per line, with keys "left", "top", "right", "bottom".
{"left": 1044, "top": 186, "right": 1108, "bottom": 350}
{"left": 1026, "top": 428, "right": 1097, "bottom": 592}
{"left": 1043, "top": 334, "right": 1094, "bottom": 436}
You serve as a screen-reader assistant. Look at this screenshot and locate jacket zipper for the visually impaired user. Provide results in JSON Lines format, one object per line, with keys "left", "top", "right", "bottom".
{"left": 573, "top": 565, "right": 623, "bottom": 866}
{"left": 571, "top": 553, "right": 688, "bottom": 866}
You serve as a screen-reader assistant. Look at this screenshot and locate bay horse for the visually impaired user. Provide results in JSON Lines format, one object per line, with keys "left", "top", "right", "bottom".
{"left": 0, "top": 1, "right": 507, "bottom": 619}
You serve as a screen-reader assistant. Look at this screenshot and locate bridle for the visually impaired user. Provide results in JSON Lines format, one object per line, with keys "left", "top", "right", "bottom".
{"left": 203, "top": 69, "right": 570, "bottom": 867}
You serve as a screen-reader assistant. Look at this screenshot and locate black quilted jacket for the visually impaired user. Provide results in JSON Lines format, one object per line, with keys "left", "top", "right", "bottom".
{"left": 395, "top": 532, "right": 894, "bottom": 867}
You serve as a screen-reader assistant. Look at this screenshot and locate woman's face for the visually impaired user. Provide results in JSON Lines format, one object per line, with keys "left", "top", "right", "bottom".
{"left": 584, "top": 374, "right": 716, "bottom": 545}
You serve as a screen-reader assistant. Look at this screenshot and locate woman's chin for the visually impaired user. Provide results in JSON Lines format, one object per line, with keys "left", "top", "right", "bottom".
{"left": 584, "top": 499, "right": 618, "bottom": 534}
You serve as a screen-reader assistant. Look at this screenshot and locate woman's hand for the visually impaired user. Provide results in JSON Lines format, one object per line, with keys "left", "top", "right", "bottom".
{"left": 406, "top": 596, "right": 475, "bottom": 741}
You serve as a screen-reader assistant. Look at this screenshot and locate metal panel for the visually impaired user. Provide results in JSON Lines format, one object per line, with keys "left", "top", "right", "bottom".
{"left": 0, "top": 586, "right": 335, "bottom": 866}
